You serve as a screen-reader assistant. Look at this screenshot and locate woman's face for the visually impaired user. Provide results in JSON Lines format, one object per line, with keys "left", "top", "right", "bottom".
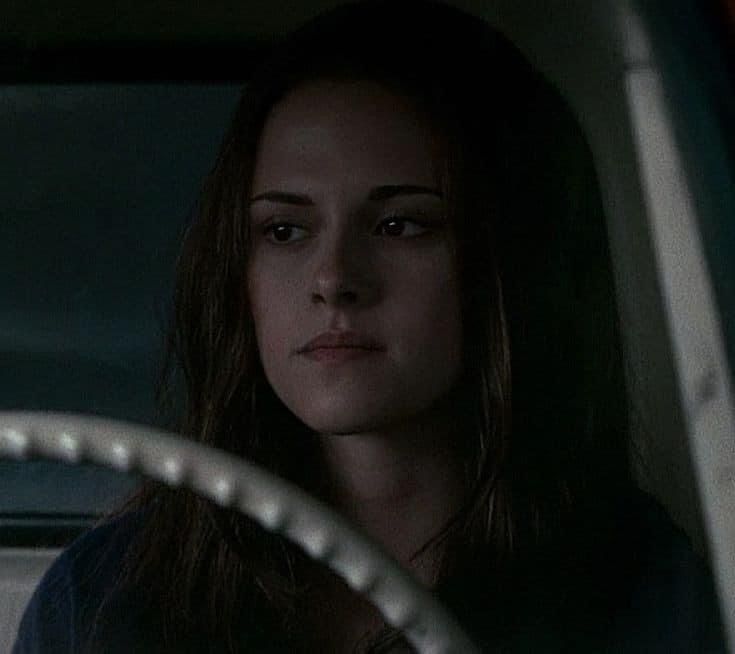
{"left": 248, "top": 80, "right": 463, "bottom": 435}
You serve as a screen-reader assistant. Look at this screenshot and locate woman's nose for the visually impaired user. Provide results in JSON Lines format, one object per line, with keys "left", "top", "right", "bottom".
{"left": 310, "top": 233, "right": 378, "bottom": 308}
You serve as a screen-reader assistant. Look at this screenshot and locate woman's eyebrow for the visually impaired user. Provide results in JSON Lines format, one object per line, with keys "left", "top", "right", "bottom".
{"left": 367, "top": 185, "right": 443, "bottom": 202}
{"left": 248, "top": 185, "right": 442, "bottom": 206}
{"left": 249, "top": 191, "right": 313, "bottom": 206}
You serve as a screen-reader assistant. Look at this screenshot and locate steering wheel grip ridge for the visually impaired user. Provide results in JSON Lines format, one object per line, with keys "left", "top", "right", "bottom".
{"left": 0, "top": 412, "right": 481, "bottom": 654}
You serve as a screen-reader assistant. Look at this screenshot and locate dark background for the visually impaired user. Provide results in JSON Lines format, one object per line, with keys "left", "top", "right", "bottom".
{"left": 0, "top": 84, "right": 240, "bottom": 513}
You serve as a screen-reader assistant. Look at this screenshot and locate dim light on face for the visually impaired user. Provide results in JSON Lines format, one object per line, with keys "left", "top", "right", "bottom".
{"left": 247, "top": 80, "right": 463, "bottom": 436}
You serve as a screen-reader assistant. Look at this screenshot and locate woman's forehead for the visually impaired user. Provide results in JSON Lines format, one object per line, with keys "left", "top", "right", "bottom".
{"left": 252, "top": 79, "right": 444, "bottom": 194}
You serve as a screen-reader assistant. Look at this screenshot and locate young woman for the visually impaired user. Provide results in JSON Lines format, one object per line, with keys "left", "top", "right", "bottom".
{"left": 15, "top": 1, "right": 725, "bottom": 652}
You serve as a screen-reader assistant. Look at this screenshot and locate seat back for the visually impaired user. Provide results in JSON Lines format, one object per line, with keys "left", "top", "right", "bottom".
{"left": 0, "top": 548, "right": 59, "bottom": 654}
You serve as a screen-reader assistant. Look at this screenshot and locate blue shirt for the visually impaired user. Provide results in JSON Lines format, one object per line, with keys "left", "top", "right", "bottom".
{"left": 13, "top": 493, "right": 728, "bottom": 653}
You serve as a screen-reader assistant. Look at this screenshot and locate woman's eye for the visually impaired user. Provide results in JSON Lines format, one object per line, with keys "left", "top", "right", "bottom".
{"left": 263, "top": 223, "right": 308, "bottom": 243}
{"left": 375, "top": 217, "right": 429, "bottom": 237}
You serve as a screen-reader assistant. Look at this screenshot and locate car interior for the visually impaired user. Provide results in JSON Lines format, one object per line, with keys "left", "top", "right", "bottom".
{"left": 1, "top": 0, "right": 734, "bottom": 651}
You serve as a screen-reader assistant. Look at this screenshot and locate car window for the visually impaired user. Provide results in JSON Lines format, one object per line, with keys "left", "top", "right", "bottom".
{"left": 0, "top": 84, "right": 241, "bottom": 521}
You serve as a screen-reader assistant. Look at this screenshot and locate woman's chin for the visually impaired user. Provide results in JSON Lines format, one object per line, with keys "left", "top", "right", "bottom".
{"left": 294, "top": 402, "right": 398, "bottom": 437}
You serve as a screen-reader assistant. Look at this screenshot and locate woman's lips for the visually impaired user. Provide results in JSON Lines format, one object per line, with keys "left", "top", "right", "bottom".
{"left": 297, "top": 330, "right": 385, "bottom": 363}
{"left": 300, "top": 346, "right": 382, "bottom": 363}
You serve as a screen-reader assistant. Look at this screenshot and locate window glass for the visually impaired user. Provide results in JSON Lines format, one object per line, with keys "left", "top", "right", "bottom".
{"left": 0, "top": 84, "right": 241, "bottom": 516}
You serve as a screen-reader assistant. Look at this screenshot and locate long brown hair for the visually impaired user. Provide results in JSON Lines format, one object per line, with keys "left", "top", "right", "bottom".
{"left": 95, "top": 1, "right": 632, "bottom": 651}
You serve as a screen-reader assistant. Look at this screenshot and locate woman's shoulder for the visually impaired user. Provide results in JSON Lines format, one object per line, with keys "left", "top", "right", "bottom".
{"left": 12, "top": 510, "right": 149, "bottom": 654}
{"left": 605, "top": 489, "right": 727, "bottom": 652}
{"left": 468, "top": 489, "right": 728, "bottom": 652}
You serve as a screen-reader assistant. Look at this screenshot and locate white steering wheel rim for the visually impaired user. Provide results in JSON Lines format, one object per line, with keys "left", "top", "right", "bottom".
{"left": 0, "top": 411, "right": 481, "bottom": 654}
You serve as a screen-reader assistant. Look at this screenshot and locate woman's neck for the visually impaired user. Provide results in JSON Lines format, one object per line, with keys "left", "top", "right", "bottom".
{"left": 316, "top": 411, "right": 466, "bottom": 584}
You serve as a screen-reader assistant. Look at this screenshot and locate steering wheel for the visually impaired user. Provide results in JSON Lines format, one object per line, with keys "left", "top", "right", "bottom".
{"left": 0, "top": 412, "right": 481, "bottom": 654}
